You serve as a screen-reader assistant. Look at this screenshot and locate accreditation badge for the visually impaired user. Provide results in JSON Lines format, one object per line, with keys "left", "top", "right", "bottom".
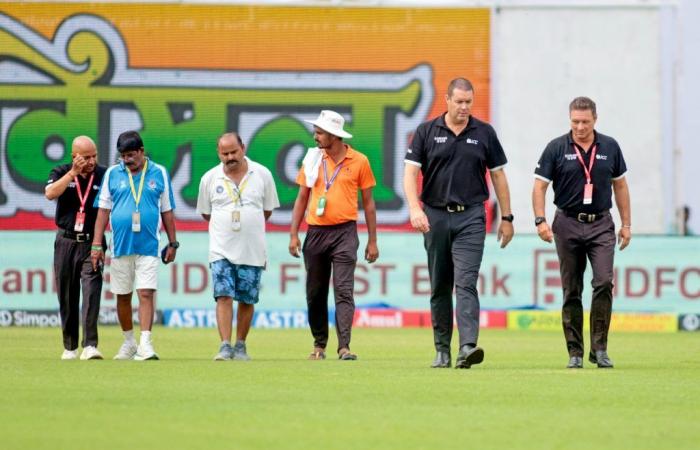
{"left": 132, "top": 211, "right": 141, "bottom": 232}
{"left": 583, "top": 183, "right": 593, "bottom": 205}
{"left": 232, "top": 210, "right": 241, "bottom": 232}
{"left": 74, "top": 211, "right": 85, "bottom": 232}
{"left": 315, "top": 196, "right": 327, "bottom": 217}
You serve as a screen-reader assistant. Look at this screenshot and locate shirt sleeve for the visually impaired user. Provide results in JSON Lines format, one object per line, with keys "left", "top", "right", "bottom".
{"left": 47, "top": 165, "right": 66, "bottom": 186}
{"left": 405, "top": 125, "right": 425, "bottom": 167}
{"left": 95, "top": 168, "right": 113, "bottom": 209}
{"left": 485, "top": 125, "right": 508, "bottom": 170}
{"left": 358, "top": 157, "right": 377, "bottom": 190}
{"left": 296, "top": 165, "right": 307, "bottom": 187}
{"left": 534, "top": 142, "right": 558, "bottom": 183}
{"left": 262, "top": 170, "right": 280, "bottom": 211}
{"left": 611, "top": 140, "right": 628, "bottom": 180}
{"left": 195, "top": 172, "right": 212, "bottom": 215}
{"left": 159, "top": 166, "right": 175, "bottom": 212}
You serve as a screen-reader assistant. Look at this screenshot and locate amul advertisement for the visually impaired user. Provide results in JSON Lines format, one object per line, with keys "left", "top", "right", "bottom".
{"left": 0, "top": 3, "right": 491, "bottom": 230}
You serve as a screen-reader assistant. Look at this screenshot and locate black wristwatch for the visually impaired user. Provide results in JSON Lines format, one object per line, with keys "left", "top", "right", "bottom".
{"left": 535, "top": 216, "right": 547, "bottom": 226}
{"left": 501, "top": 214, "right": 514, "bottom": 222}
{"left": 168, "top": 241, "right": 180, "bottom": 249}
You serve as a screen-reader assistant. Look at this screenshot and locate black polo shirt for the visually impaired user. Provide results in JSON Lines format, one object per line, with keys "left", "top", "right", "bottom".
{"left": 534, "top": 131, "right": 627, "bottom": 213}
{"left": 405, "top": 114, "right": 508, "bottom": 207}
{"left": 47, "top": 164, "right": 106, "bottom": 232}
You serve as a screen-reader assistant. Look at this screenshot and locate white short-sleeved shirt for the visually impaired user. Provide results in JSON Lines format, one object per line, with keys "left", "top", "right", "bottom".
{"left": 196, "top": 158, "right": 279, "bottom": 267}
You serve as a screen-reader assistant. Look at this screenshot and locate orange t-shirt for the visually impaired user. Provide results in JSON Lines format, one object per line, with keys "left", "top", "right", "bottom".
{"left": 296, "top": 145, "right": 376, "bottom": 226}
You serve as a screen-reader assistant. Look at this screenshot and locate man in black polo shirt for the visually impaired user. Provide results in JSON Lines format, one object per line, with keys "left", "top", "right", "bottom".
{"left": 45, "top": 136, "right": 107, "bottom": 360}
{"left": 532, "top": 96, "right": 631, "bottom": 369}
{"left": 404, "top": 77, "right": 514, "bottom": 369}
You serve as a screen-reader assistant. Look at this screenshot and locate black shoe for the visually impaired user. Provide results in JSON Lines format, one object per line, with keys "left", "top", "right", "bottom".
{"left": 431, "top": 351, "right": 451, "bottom": 368}
{"left": 455, "top": 346, "right": 484, "bottom": 369}
{"left": 567, "top": 356, "right": 583, "bottom": 369}
{"left": 589, "top": 350, "right": 614, "bottom": 368}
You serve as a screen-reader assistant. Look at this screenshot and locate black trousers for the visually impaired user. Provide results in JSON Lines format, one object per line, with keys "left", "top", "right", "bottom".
{"left": 552, "top": 211, "right": 616, "bottom": 357}
{"left": 53, "top": 233, "right": 103, "bottom": 350}
{"left": 424, "top": 205, "right": 486, "bottom": 353}
{"left": 303, "top": 221, "right": 359, "bottom": 352}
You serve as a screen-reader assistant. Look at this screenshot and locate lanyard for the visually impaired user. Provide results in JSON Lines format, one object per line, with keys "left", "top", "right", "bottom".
{"left": 223, "top": 172, "right": 250, "bottom": 206}
{"left": 322, "top": 158, "right": 344, "bottom": 193}
{"left": 572, "top": 144, "right": 597, "bottom": 184}
{"left": 126, "top": 159, "right": 148, "bottom": 211}
{"left": 73, "top": 173, "right": 94, "bottom": 213}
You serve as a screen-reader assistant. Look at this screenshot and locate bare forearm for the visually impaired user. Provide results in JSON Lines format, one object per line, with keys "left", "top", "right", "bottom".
{"left": 45, "top": 169, "right": 78, "bottom": 200}
{"left": 402, "top": 165, "right": 422, "bottom": 209}
{"left": 290, "top": 189, "right": 309, "bottom": 236}
{"left": 491, "top": 170, "right": 512, "bottom": 215}
{"left": 532, "top": 180, "right": 549, "bottom": 217}
{"left": 364, "top": 198, "right": 377, "bottom": 243}
{"left": 613, "top": 180, "right": 631, "bottom": 225}
{"left": 161, "top": 210, "right": 177, "bottom": 243}
{"left": 92, "top": 208, "right": 109, "bottom": 244}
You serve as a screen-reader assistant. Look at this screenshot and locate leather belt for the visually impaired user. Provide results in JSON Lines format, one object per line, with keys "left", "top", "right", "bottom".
{"left": 560, "top": 209, "right": 609, "bottom": 223}
{"left": 59, "top": 229, "right": 92, "bottom": 242}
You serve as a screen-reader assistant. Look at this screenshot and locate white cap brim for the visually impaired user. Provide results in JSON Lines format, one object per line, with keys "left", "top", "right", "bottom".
{"left": 304, "top": 119, "right": 353, "bottom": 139}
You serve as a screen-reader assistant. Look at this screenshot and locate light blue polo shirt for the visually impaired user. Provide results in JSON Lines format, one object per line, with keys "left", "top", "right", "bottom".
{"left": 94, "top": 158, "right": 175, "bottom": 257}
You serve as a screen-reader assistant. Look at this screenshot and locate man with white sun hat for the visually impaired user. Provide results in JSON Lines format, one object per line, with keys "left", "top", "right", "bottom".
{"left": 289, "top": 110, "right": 379, "bottom": 361}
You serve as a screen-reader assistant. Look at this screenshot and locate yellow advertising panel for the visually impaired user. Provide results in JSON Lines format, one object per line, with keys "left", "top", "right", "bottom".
{"left": 508, "top": 310, "right": 678, "bottom": 333}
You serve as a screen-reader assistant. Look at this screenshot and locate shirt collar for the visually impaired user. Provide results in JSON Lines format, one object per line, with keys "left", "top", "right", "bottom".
{"left": 436, "top": 113, "right": 477, "bottom": 133}
{"left": 322, "top": 144, "right": 355, "bottom": 161}
{"left": 567, "top": 130, "right": 599, "bottom": 149}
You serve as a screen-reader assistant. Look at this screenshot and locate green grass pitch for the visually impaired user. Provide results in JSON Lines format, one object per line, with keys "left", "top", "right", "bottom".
{"left": 2, "top": 326, "right": 699, "bottom": 450}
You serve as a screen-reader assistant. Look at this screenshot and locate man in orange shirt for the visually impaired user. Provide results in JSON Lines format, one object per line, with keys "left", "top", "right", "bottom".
{"left": 289, "top": 110, "right": 379, "bottom": 361}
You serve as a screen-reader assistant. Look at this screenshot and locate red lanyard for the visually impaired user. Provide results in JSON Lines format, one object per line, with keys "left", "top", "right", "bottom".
{"left": 74, "top": 173, "right": 95, "bottom": 213}
{"left": 322, "top": 159, "right": 344, "bottom": 192}
{"left": 572, "top": 144, "right": 597, "bottom": 184}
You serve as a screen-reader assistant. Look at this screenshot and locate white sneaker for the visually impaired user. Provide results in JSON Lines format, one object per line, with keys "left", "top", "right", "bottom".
{"left": 113, "top": 340, "right": 138, "bottom": 360}
{"left": 80, "top": 346, "right": 104, "bottom": 360}
{"left": 134, "top": 341, "right": 159, "bottom": 361}
{"left": 61, "top": 349, "right": 78, "bottom": 360}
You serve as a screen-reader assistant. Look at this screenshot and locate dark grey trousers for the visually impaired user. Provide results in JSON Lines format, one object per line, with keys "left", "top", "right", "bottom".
{"left": 424, "top": 204, "right": 486, "bottom": 353}
{"left": 53, "top": 233, "right": 103, "bottom": 350}
{"left": 303, "top": 221, "right": 359, "bottom": 352}
{"left": 552, "top": 211, "right": 616, "bottom": 357}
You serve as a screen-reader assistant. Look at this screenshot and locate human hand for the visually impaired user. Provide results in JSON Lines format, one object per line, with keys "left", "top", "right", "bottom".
{"left": 498, "top": 221, "right": 514, "bottom": 248}
{"left": 618, "top": 226, "right": 631, "bottom": 250}
{"left": 365, "top": 241, "right": 378, "bottom": 263}
{"left": 289, "top": 235, "right": 301, "bottom": 258}
{"left": 537, "top": 223, "right": 553, "bottom": 243}
{"left": 90, "top": 246, "right": 104, "bottom": 272}
{"left": 409, "top": 206, "right": 430, "bottom": 233}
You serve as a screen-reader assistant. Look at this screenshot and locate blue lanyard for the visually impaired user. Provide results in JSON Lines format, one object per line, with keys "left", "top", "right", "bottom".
{"left": 322, "top": 159, "right": 344, "bottom": 192}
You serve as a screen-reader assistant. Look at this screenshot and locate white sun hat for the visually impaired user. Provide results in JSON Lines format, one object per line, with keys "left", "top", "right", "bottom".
{"left": 304, "top": 110, "right": 353, "bottom": 139}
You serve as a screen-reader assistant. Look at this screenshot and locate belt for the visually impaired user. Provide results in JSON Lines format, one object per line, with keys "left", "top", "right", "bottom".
{"left": 58, "top": 229, "right": 92, "bottom": 242}
{"left": 445, "top": 203, "right": 466, "bottom": 213}
{"left": 560, "top": 209, "right": 609, "bottom": 223}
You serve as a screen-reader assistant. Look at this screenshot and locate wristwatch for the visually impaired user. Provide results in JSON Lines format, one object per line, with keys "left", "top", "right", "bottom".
{"left": 501, "top": 214, "right": 514, "bottom": 222}
{"left": 535, "top": 216, "right": 547, "bottom": 226}
{"left": 168, "top": 241, "right": 180, "bottom": 249}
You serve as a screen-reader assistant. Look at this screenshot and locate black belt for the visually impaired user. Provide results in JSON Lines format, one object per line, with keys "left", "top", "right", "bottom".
{"left": 560, "top": 209, "right": 609, "bottom": 223}
{"left": 58, "top": 229, "right": 92, "bottom": 242}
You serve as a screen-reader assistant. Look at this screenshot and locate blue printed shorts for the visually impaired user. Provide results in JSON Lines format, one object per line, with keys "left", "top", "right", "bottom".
{"left": 210, "top": 259, "right": 263, "bottom": 305}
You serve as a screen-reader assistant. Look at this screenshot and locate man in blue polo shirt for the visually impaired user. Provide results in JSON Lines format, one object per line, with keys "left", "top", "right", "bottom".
{"left": 91, "top": 131, "right": 179, "bottom": 361}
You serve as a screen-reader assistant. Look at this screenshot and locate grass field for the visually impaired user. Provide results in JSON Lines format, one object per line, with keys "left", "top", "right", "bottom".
{"left": 2, "top": 326, "right": 699, "bottom": 450}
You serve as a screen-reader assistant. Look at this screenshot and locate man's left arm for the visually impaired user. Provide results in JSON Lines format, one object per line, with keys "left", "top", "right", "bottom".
{"left": 490, "top": 169, "right": 514, "bottom": 248}
{"left": 161, "top": 210, "right": 178, "bottom": 262}
{"left": 612, "top": 176, "right": 631, "bottom": 250}
{"left": 361, "top": 187, "right": 378, "bottom": 264}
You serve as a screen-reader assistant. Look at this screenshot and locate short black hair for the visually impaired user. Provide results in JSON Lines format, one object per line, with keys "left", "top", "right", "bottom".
{"left": 116, "top": 130, "right": 144, "bottom": 153}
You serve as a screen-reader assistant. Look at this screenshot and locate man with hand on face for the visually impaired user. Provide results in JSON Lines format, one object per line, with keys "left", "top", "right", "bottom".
{"left": 533, "top": 97, "right": 631, "bottom": 369}
{"left": 197, "top": 132, "right": 279, "bottom": 361}
{"left": 289, "top": 110, "right": 378, "bottom": 361}
{"left": 91, "top": 130, "right": 178, "bottom": 361}
{"left": 404, "top": 78, "right": 514, "bottom": 369}
{"left": 46, "top": 136, "right": 107, "bottom": 360}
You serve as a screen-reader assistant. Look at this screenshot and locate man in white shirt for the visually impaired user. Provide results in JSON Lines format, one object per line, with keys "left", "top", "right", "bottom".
{"left": 196, "top": 132, "right": 280, "bottom": 361}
